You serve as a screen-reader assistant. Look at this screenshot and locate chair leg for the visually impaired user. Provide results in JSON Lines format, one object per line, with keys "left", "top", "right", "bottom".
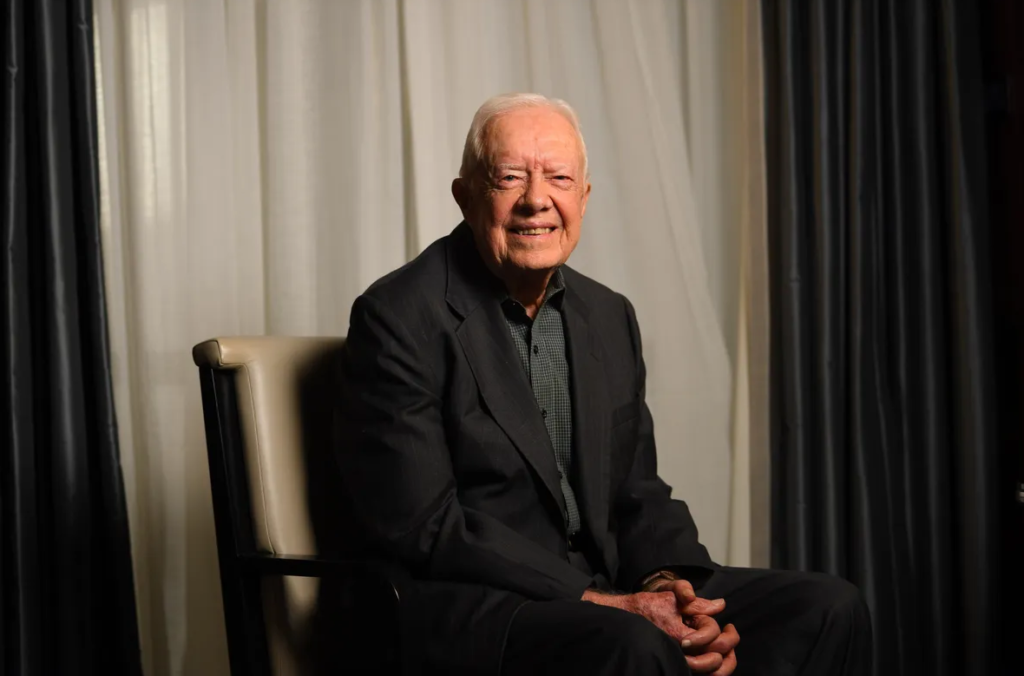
{"left": 222, "top": 570, "right": 272, "bottom": 676}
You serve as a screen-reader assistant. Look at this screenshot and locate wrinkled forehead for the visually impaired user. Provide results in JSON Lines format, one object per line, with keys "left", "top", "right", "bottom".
{"left": 481, "top": 108, "right": 584, "bottom": 171}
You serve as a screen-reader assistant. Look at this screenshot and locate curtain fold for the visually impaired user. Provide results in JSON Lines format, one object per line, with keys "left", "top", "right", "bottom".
{"left": 763, "top": 1, "right": 999, "bottom": 674}
{"left": 1, "top": 0, "right": 142, "bottom": 674}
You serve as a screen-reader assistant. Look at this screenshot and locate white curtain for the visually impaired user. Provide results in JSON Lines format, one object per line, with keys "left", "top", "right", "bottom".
{"left": 94, "top": 1, "right": 766, "bottom": 674}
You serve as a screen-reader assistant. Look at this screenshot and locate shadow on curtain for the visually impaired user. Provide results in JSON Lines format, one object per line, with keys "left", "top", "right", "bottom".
{"left": 1, "top": 0, "right": 141, "bottom": 673}
{"left": 762, "top": 1, "right": 999, "bottom": 675}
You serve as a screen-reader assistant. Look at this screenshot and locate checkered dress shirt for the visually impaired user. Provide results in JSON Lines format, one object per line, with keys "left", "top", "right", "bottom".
{"left": 501, "top": 268, "right": 581, "bottom": 535}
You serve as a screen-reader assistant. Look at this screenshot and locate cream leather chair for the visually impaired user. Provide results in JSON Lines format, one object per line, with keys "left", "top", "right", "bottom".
{"left": 193, "top": 337, "right": 399, "bottom": 676}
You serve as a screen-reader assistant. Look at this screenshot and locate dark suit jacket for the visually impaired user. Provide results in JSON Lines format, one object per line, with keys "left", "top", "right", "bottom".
{"left": 338, "top": 223, "right": 715, "bottom": 674}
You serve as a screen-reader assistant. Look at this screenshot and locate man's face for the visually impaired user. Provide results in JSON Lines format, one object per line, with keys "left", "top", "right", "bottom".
{"left": 454, "top": 107, "right": 591, "bottom": 278}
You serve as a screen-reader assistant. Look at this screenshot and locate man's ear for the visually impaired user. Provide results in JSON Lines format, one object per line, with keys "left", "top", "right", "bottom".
{"left": 452, "top": 177, "right": 471, "bottom": 218}
{"left": 580, "top": 180, "right": 592, "bottom": 217}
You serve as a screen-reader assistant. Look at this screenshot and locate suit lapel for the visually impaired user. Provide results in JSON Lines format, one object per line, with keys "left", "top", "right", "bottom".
{"left": 563, "top": 282, "right": 611, "bottom": 549}
{"left": 446, "top": 225, "right": 567, "bottom": 519}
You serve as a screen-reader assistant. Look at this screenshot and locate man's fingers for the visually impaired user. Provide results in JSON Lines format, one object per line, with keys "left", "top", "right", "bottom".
{"left": 681, "top": 597, "right": 726, "bottom": 617}
{"left": 670, "top": 579, "right": 696, "bottom": 603}
{"left": 685, "top": 651, "right": 725, "bottom": 674}
{"left": 668, "top": 579, "right": 724, "bottom": 617}
{"left": 680, "top": 615, "right": 722, "bottom": 649}
{"left": 709, "top": 649, "right": 737, "bottom": 676}
{"left": 706, "top": 623, "right": 740, "bottom": 654}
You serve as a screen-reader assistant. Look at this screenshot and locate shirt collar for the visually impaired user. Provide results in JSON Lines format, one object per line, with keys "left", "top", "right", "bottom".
{"left": 545, "top": 268, "right": 567, "bottom": 304}
{"left": 502, "top": 268, "right": 567, "bottom": 318}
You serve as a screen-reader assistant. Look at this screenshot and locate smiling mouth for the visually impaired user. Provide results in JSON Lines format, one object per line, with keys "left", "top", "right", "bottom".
{"left": 512, "top": 227, "right": 556, "bottom": 236}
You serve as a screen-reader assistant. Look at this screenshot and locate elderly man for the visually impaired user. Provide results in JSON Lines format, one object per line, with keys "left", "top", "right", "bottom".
{"left": 338, "top": 93, "right": 871, "bottom": 675}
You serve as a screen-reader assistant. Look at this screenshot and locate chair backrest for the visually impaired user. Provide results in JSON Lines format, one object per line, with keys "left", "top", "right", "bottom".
{"left": 193, "top": 336, "right": 347, "bottom": 675}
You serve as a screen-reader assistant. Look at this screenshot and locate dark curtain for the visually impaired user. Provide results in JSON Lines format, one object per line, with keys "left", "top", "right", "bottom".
{"left": 762, "top": 1, "right": 1000, "bottom": 676}
{"left": 1, "top": 0, "right": 142, "bottom": 674}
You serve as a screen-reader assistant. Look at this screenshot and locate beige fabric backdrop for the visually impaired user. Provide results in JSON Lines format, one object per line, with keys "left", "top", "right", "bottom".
{"left": 93, "top": 1, "right": 767, "bottom": 674}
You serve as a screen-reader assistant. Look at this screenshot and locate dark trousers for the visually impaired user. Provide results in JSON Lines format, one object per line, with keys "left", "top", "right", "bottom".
{"left": 502, "top": 567, "right": 873, "bottom": 676}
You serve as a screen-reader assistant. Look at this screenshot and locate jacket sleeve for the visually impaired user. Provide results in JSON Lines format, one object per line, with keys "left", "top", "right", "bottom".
{"left": 613, "top": 296, "right": 718, "bottom": 591}
{"left": 337, "top": 293, "right": 594, "bottom": 601}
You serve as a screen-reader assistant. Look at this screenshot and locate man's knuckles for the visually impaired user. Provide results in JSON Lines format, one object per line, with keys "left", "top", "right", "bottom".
{"left": 706, "top": 626, "right": 740, "bottom": 654}
{"left": 669, "top": 580, "right": 697, "bottom": 601}
{"left": 682, "top": 597, "right": 726, "bottom": 616}
{"left": 710, "top": 650, "right": 738, "bottom": 676}
{"left": 685, "top": 651, "right": 725, "bottom": 673}
{"left": 681, "top": 616, "right": 721, "bottom": 648}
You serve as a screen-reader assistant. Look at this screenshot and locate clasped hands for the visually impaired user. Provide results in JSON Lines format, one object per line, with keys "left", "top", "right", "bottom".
{"left": 582, "top": 578, "right": 739, "bottom": 675}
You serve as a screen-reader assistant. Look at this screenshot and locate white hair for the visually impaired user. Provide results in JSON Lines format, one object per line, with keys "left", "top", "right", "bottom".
{"left": 458, "top": 93, "right": 589, "bottom": 180}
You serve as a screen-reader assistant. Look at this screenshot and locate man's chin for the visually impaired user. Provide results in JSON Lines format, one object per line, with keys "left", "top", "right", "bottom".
{"left": 506, "top": 256, "right": 566, "bottom": 275}
{"left": 505, "top": 246, "right": 569, "bottom": 269}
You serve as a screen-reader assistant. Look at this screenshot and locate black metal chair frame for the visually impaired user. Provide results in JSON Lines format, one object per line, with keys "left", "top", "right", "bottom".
{"left": 196, "top": 363, "right": 399, "bottom": 675}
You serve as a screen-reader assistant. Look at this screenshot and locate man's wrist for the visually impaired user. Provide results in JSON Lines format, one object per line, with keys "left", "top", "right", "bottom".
{"left": 581, "top": 588, "right": 629, "bottom": 609}
{"left": 640, "top": 569, "right": 679, "bottom": 592}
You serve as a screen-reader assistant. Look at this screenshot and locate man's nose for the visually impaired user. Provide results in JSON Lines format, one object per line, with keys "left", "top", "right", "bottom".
{"left": 519, "top": 175, "right": 552, "bottom": 212}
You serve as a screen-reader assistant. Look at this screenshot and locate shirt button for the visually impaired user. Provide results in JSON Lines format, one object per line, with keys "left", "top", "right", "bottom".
{"left": 541, "top": 409, "right": 548, "bottom": 418}
{"left": 532, "top": 344, "right": 539, "bottom": 355}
